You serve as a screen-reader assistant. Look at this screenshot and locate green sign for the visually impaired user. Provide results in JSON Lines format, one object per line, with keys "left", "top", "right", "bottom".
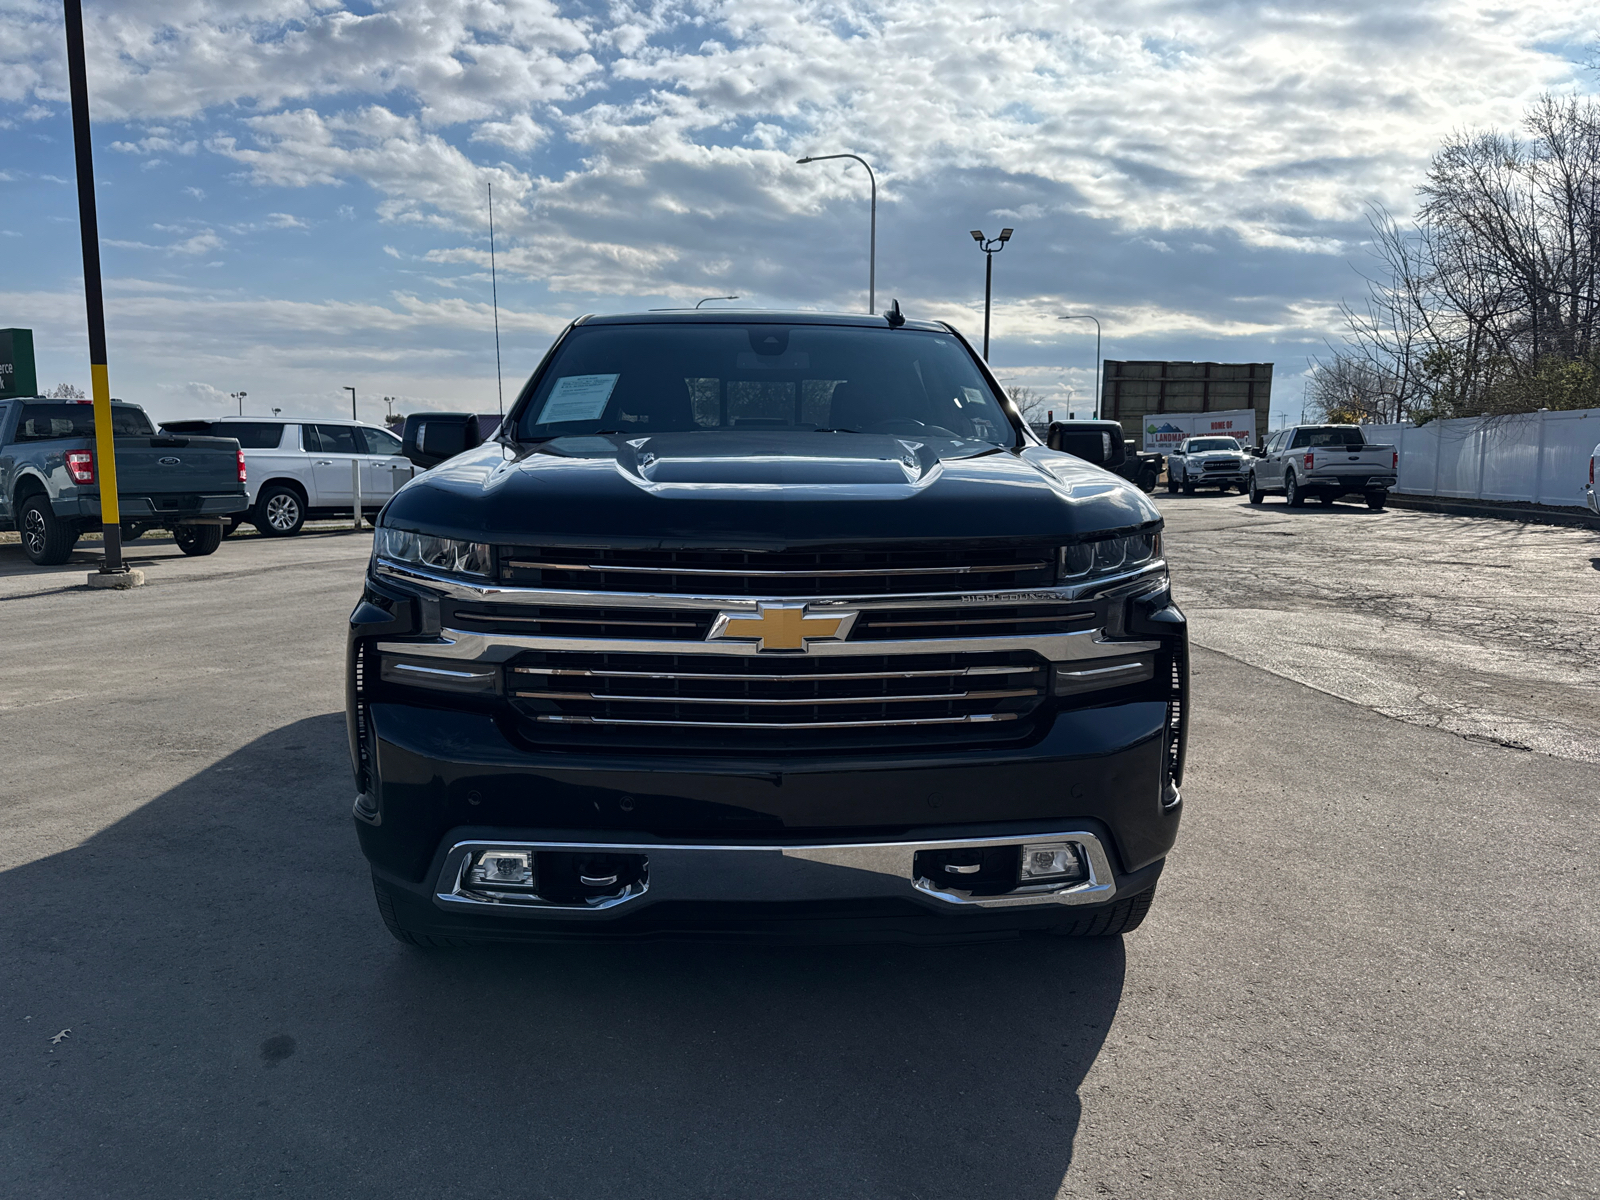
{"left": 0, "top": 328, "right": 37, "bottom": 400}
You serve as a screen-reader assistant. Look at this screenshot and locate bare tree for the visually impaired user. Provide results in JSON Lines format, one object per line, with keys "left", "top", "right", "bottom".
{"left": 1329, "top": 95, "right": 1600, "bottom": 422}
{"left": 44, "top": 383, "right": 86, "bottom": 399}
{"left": 1004, "top": 384, "right": 1052, "bottom": 426}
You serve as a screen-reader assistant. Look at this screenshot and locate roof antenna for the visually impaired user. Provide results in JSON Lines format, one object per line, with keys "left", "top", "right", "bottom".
{"left": 885, "top": 298, "right": 905, "bottom": 328}
{"left": 488, "top": 181, "right": 504, "bottom": 415}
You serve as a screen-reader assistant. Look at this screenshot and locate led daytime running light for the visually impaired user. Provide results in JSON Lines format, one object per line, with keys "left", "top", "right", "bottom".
{"left": 1059, "top": 532, "right": 1161, "bottom": 580}
{"left": 374, "top": 526, "right": 494, "bottom": 578}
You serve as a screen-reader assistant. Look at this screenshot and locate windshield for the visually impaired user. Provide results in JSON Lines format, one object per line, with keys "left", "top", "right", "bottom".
{"left": 515, "top": 323, "right": 1015, "bottom": 445}
{"left": 1187, "top": 438, "right": 1240, "bottom": 452}
{"left": 14, "top": 403, "right": 154, "bottom": 440}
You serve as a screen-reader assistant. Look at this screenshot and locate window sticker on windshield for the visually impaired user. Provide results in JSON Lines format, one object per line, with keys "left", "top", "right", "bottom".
{"left": 960, "top": 388, "right": 984, "bottom": 407}
{"left": 537, "top": 374, "right": 620, "bottom": 424}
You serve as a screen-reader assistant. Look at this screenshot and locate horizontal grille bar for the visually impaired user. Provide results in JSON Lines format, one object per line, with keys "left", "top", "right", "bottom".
{"left": 513, "top": 664, "right": 1034, "bottom": 681}
{"left": 537, "top": 712, "right": 1020, "bottom": 730}
{"left": 513, "top": 687, "right": 1039, "bottom": 706}
{"left": 504, "top": 559, "right": 1050, "bottom": 578}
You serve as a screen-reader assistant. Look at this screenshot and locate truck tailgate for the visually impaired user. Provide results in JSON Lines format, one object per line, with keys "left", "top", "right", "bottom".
{"left": 1307, "top": 444, "right": 1394, "bottom": 474}
{"left": 108, "top": 435, "right": 244, "bottom": 496}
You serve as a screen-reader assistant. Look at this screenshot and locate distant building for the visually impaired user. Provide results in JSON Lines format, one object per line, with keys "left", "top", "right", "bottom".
{"left": 1102, "top": 361, "right": 1272, "bottom": 445}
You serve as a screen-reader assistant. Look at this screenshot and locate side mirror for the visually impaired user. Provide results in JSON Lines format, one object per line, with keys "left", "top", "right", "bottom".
{"left": 1250, "top": 445, "right": 1265, "bottom": 456}
{"left": 1046, "top": 420, "right": 1128, "bottom": 469}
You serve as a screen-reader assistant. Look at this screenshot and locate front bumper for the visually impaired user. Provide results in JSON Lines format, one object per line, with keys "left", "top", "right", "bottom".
{"left": 371, "top": 821, "right": 1166, "bottom": 942}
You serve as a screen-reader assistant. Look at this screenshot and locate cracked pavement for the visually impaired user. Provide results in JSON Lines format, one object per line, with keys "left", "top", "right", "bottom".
{"left": 1161, "top": 493, "right": 1600, "bottom": 763}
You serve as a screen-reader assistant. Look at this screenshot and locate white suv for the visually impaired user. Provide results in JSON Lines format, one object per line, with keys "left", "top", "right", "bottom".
{"left": 158, "top": 417, "right": 416, "bottom": 536}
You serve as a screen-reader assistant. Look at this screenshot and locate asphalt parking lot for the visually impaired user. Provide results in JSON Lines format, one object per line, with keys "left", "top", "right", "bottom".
{"left": 2, "top": 504, "right": 1595, "bottom": 1200}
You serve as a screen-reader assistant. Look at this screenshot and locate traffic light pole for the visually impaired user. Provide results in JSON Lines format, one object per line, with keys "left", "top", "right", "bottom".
{"left": 64, "top": 0, "right": 127, "bottom": 577}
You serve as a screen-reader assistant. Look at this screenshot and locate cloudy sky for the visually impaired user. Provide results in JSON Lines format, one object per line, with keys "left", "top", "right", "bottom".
{"left": 1, "top": 0, "right": 1594, "bottom": 427}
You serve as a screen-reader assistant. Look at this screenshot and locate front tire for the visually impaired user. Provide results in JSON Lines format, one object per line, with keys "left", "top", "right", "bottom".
{"left": 254, "top": 485, "right": 305, "bottom": 537}
{"left": 174, "top": 524, "right": 224, "bottom": 556}
{"left": 1285, "top": 473, "right": 1305, "bottom": 507}
{"left": 1135, "top": 466, "right": 1158, "bottom": 493}
{"left": 1047, "top": 885, "right": 1157, "bottom": 937}
{"left": 19, "top": 495, "right": 77, "bottom": 565}
{"left": 1166, "top": 474, "right": 1180, "bottom": 493}
{"left": 1248, "top": 473, "right": 1264, "bottom": 505}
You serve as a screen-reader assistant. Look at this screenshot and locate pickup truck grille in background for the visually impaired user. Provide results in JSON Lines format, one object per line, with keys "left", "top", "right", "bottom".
{"left": 497, "top": 545, "right": 1056, "bottom": 597}
{"left": 1201, "top": 459, "right": 1241, "bottom": 472}
{"left": 506, "top": 649, "right": 1048, "bottom": 751}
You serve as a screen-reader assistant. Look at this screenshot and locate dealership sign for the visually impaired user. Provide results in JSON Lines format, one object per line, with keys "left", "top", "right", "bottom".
{"left": 0, "top": 328, "right": 38, "bottom": 401}
{"left": 1143, "top": 409, "right": 1256, "bottom": 453}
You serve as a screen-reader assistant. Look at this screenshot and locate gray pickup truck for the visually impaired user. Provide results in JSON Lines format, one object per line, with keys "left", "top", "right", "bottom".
{"left": 0, "top": 397, "right": 248, "bottom": 565}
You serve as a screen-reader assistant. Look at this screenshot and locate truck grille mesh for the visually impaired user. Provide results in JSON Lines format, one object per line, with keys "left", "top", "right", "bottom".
{"left": 506, "top": 649, "right": 1049, "bottom": 751}
{"left": 497, "top": 544, "right": 1056, "bottom": 597}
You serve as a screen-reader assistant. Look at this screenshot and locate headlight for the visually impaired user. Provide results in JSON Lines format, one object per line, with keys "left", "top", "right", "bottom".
{"left": 1058, "top": 531, "right": 1162, "bottom": 581}
{"left": 373, "top": 525, "right": 493, "bottom": 578}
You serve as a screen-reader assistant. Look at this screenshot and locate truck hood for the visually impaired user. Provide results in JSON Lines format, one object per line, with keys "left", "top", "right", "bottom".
{"left": 1185, "top": 449, "right": 1243, "bottom": 460}
{"left": 382, "top": 431, "right": 1160, "bottom": 548}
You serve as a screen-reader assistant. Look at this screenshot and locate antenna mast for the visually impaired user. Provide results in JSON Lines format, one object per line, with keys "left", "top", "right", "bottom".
{"left": 488, "top": 181, "right": 504, "bottom": 415}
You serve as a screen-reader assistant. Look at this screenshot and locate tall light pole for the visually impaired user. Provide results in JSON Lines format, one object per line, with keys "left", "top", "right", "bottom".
{"left": 64, "top": 0, "right": 132, "bottom": 581}
{"left": 796, "top": 153, "right": 876, "bottom": 314}
{"left": 695, "top": 295, "right": 739, "bottom": 308}
{"left": 343, "top": 385, "right": 357, "bottom": 420}
{"left": 1058, "top": 315, "right": 1102, "bottom": 418}
{"left": 970, "top": 228, "right": 1013, "bottom": 360}
{"left": 231, "top": 390, "right": 247, "bottom": 416}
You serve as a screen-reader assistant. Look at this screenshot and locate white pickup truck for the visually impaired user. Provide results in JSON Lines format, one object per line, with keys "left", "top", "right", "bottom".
{"left": 1247, "top": 424, "right": 1397, "bottom": 510}
{"left": 1166, "top": 436, "right": 1249, "bottom": 494}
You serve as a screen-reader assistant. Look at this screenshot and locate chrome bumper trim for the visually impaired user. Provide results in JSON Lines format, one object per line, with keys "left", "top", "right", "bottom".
{"left": 433, "top": 831, "right": 1118, "bottom": 918}
{"left": 379, "top": 625, "right": 1161, "bottom": 665}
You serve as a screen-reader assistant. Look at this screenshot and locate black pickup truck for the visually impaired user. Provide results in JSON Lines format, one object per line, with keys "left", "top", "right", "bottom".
{"left": 0, "top": 397, "right": 248, "bottom": 564}
{"left": 349, "top": 311, "right": 1187, "bottom": 944}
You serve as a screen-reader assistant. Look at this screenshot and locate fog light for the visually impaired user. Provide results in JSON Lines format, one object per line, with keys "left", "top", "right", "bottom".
{"left": 469, "top": 850, "right": 534, "bottom": 887}
{"left": 1020, "top": 842, "right": 1086, "bottom": 883}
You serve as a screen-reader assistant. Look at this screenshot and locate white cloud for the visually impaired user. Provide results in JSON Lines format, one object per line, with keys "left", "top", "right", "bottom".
{"left": 266, "top": 212, "right": 308, "bottom": 228}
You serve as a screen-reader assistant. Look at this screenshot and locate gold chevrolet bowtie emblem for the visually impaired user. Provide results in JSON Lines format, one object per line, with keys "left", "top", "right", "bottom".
{"left": 708, "top": 604, "right": 858, "bottom": 652}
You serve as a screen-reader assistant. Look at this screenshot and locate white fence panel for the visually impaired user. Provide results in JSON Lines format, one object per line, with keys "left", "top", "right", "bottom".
{"left": 1535, "top": 410, "right": 1599, "bottom": 508}
{"left": 1377, "top": 408, "right": 1600, "bottom": 509}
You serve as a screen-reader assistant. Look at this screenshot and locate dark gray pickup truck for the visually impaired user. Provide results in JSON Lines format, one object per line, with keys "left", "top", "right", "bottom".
{"left": 0, "top": 397, "right": 248, "bottom": 564}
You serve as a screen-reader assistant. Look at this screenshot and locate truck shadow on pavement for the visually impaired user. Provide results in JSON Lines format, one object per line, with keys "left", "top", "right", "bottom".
{"left": 1, "top": 715, "right": 1124, "bottom": 1200}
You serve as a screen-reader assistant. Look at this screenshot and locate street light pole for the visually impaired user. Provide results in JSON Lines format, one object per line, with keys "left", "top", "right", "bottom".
{"left": 231, "top": 390, "right": 247, "bottom": 416}
{"left": 1058, "top": 315, "right": 1102, "bottom": 418}
{"left": 970, "top": 228, "right": 1013, "bottom": 360}
{"left": 796, "top": 153, "right": 876, "bottom": 314}
{"left": 64, "top": 0, "right": 130, "bottom": 580}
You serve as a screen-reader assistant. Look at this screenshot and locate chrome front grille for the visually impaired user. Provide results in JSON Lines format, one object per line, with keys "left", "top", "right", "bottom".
{"left": 1202, "top": 459, "right": 1241, "bottom": 471}
{"left": 498, "top": 545, "right": 1056, "bottom": 597}
{"left": 450, "top": 602, "right": 714, "bottom": 640}
{"left": 506, "top": 650, "right": 1048, "bottom": 749}
{"left": 853, "top": 604, "right": 1094, "bottom": 641}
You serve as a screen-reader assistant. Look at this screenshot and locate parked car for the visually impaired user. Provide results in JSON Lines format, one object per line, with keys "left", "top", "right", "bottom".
{"left": 0, "top": 396, "right": 247, "bottom": 564}
{"left": 1587, "top": 441, "right": 1598, "bottom": 516}
{"left": 1248, "top": 424, "right": 1398, "bottom": 509}
{"left": 350, "top": 310, "right": 1187, "bottom": 945}
{"left": 1166, "top": 436, "right": 1248, "bottom": 494}
{"left": 398, "top": 412, "right": 505, "bottom": 470}
{"left": 158, "top": 417, "right": 415, "bottom": 536}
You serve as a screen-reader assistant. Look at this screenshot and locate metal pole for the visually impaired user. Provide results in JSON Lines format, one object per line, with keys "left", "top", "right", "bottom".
{"left": 1059, "top": 315, "right": 1102, "bottom": 418}
{"left": 983, "top": 252, "right": 993, "bottom": 360}
{"left": 344, "top": 386, "right": 361, "bottom": 529}
{"left": 64, "top": 0, "right": 123, "bottom": 574}
{"left": 488, "top": 182, "right": 503, "bottom": 416}
{"left": 795, "top": 153, "right": 876, "bottom": 314}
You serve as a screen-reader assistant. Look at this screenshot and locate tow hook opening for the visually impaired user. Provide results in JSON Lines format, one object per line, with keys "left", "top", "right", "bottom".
{"left": 913, "top": 846, "right": 1021, "bottom": 896}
